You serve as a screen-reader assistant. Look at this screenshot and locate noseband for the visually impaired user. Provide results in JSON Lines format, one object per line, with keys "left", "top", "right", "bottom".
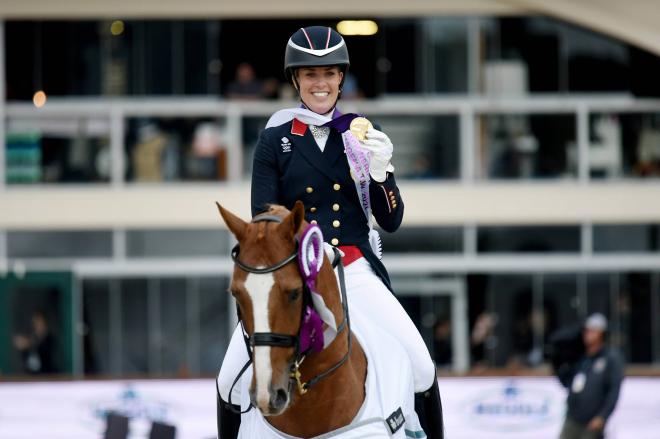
{"left": 226, "top": 213, "right": 352, "bottom": 413}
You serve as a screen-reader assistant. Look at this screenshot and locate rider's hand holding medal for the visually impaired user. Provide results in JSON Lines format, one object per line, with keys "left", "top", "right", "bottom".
{"left": 350, "top": 117, "right": 394, "bottom": 182}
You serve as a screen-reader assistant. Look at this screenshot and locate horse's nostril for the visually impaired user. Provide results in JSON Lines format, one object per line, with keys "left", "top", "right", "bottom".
{"left": 271, "top": 388, "right": 288, "bottom": 409}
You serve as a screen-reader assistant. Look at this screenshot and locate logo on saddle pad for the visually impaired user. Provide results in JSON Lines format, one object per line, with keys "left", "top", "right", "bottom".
{"left": 386, "top": 407, "right": 405, "bottom": 434}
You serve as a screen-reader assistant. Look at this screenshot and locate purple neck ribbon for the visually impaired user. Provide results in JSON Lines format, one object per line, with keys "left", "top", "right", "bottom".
{"left": 299, "top": 103, "right": 360, "bottom": 133}
{"left": 299, "top": 305, "right": 324, "bottom": 353}
{"left": 297, "top": 223, "right": 328, "bottom": 353}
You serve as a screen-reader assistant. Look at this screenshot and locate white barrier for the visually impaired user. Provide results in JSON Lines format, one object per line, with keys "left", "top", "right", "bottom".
{"left": 439, "top": 377, "right": 660, "bottom": 439}
{"left": 0, "top": 377, "right": 659, "bottom": 438}
{"left": 0, "top": 379, "right": 216, "bottom": 439}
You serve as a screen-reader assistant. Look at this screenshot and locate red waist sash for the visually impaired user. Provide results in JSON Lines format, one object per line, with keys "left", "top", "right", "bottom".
{"left": 337, "top": 245, "right": 363, "bottom": 266}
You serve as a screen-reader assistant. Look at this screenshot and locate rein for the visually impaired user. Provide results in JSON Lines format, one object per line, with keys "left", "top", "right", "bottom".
{"left": 224, "top": 213, "right": 352, "bottom": 414}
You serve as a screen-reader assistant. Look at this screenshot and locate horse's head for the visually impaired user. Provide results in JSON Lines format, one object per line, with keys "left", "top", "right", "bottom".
{"left": 217, "top": 201, "right": 308, "bottom": 416}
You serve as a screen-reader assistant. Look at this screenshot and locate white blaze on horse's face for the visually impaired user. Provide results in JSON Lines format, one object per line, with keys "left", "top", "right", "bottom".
{"left": 244, "top": 271, "right": 275, "bottom": 412}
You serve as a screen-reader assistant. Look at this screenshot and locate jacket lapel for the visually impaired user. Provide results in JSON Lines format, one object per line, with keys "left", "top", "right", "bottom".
{"left": 292, "top": 126, "right": 341, "bottom": 182}
{"left": 323, "top": 130, "right": 345, "bottom": 168}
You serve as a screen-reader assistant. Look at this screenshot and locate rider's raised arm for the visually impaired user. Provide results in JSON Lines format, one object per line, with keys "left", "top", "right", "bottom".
{"left": 370, "top": 173, "right": 404, "bottom": 233}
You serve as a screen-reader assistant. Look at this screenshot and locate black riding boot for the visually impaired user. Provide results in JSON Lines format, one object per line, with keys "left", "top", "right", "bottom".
{"left": 217, "top": 394, "right": 241, "bottom": 439}
{"left": 415, "top": 380, "right": 444, "bottom": 439}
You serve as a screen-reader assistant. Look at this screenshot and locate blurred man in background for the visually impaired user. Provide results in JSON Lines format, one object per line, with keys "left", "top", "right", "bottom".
{"left": 556, "top": 313, "right": 623, "bottom": 439}
{"left": 225, "top": 62, "right": 265, "bottom": 100}
{"left": 12, "top": 310, "right": 56, "bottom": 375}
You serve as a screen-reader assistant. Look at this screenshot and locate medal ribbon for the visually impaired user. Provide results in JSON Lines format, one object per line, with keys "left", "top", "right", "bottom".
{"left": 340, "top": 130, "right": 373, "bottom": 230}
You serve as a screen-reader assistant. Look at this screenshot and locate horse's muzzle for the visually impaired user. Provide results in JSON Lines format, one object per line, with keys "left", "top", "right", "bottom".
{"left": 250, "top": 385, "right": 290, "bottom": 416}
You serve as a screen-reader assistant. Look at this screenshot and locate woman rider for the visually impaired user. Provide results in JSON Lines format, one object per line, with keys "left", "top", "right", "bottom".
{"left": 217, "top": 26, "right": 444, "bottom": 438}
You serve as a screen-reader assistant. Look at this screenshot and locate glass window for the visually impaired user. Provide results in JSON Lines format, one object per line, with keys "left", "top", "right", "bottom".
{"left": 6, "top": 118, "right": 111, "bottom": 184}
{"left": 593, "top": 224, "right": 660, "bottom": 252}
{"left": 125, "top": 117, "right": 228, "bottom": 182}
{"left": 380, "top": 227, "right": 462, "bottom": 253}
{"left": 479, "top": 113, "right": 576, "bottom": 179}
{"left": 467, "top": 274, "right": 535, "bottom": 368}
{"left": 653, "top": 273, "right": 660, "bottom": 364}
{"left": 588, "top": 113, "right": 660, "bottom": 179}
{"left": 4, "top": 277, "right": 69, "bottom": 375}
{"left": 542, "top": 273, "right": 580, "bottom": 332}
{"left": 5, "top": 21, "right": 220, "bottom": 99}
{"left": 583, "top": 272, "right": 657, "bottom": 365}
{"left": 420, "top": 18, "right": 468, "bottom": 93}
{"left": 158, "top": 278, "right": 189, "bottom": 374}
{"left": 469, "top": 273, "right": 585, "bottom": 370}
{"left": 242, "top": 116, "right": 269, "bottom": 179}
{"left": 81, "top": 276, "right": 230, "bottom": 376}
{"left": 381, "top": 20, "right": 418, "bottom": 94}
{"left": 482, "top": 16, "right": 629, "bottom": 94}
{"left": 382, "top": 115, "right": 459, "bottom": 179}
{"left": 126, "top": 229, "right": 229, "bottom": 258}
{"left": 5, "top": 21, "right": 102, "bottom": 99}
{"left": 8, "top": 231, "right": 113, "bottom": 258}
{"left": 120, "top": 278, "right": 149, "bottom": 374}
{"left": 477, "top": 225, "right": 580, "bottom": 253}
{"left": 613, "top": 273, "right": 654, "bottom": 364}
{"left": 82, "top": 279, "right": 111, "bottom": 375}
{"left": 199, "top": 277, "right": 231, "bottom": 374}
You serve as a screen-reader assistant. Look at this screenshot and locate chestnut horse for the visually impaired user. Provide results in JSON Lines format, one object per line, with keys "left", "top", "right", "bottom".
{"left": 217, "top": 201, "right": 367, "bottom": 438}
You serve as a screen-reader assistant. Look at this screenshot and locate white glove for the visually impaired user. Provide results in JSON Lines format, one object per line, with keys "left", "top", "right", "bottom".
{"left": 360, "top": 127, "right": 395, "bottom": 182}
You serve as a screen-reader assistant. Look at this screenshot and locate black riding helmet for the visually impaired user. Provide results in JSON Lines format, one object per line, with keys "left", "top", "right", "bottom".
{"left": 284, "top": 26, "right": 350, "bottom": 90}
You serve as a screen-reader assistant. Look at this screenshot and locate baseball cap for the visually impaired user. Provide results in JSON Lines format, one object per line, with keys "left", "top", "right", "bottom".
{"left": 584, "top": 313, "right": 608, "bottom": 331}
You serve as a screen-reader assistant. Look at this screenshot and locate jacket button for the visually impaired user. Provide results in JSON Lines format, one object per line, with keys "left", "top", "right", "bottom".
{"left": 332, "top": 203, "right": 340, "bottom": 211}
{"left": 331, "top": 238, "right": 339, "bottom": 246}
{"left": 392, "top": 202, "right": 398, "bottom": 209}
{"left": 310, "top": 207, "right": 317, "bottom": 213}
{"left": 311, "top": 220, "right": 318, "bottom": 224}
{"left": 306, "top": 187, "right": 314, "bottom": 193}
{"left": 389, "top": 191, "right": 394, "bottom": 196}
{"left": 333, "top": 220, "right": 340, "bottom": 228}
{"left": 333, "top": 183, "right": 341, "bottom": 191}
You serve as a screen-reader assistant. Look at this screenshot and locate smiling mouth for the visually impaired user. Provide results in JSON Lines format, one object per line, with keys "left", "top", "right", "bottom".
{"left": 312, "top": 92, "right": 329, "bottom": 97}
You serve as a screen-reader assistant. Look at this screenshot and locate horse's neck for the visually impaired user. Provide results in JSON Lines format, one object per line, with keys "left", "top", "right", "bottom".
{"left": 267, "top": 263, "right": 367, "bottom": 437}
{"left": 268, "top": 333, "right": 367, "bottom": 438}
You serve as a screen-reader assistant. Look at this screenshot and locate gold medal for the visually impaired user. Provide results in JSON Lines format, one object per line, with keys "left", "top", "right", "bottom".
{"left": 349, "top": 117, "right": 373, "bottom": 141}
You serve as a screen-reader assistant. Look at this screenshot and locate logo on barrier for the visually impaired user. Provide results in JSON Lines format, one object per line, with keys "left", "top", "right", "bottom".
{"left": 85, "top": 384, "right": 172, "bottom": 435}
{"left": 463, "top": 380, "right": 562, "bottom": 432}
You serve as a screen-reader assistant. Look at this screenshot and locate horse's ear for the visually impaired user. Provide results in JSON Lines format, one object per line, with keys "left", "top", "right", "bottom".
{"left": 216, "top": 202, "right": 248, "bottom": 241}
{"left": 279, "top": 200, "right": 305, "bottom": 240}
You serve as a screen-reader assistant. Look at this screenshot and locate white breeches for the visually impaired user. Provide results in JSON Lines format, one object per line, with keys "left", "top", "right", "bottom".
{"left": 217, "top": 257, "right": 436, "bottom": 403}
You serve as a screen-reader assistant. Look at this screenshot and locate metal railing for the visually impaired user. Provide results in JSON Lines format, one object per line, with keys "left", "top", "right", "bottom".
{"left": 3, "top": 94, "right": 660, "bottom": 188}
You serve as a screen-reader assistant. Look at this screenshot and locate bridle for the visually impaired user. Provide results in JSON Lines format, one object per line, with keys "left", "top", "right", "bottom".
{"left": 222, "top": 213, "right": 352, "bottom": 413}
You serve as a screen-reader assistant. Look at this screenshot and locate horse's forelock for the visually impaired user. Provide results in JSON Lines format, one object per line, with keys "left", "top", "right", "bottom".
{"left": 256, "top": 221, "right": 267, "bottom": 241}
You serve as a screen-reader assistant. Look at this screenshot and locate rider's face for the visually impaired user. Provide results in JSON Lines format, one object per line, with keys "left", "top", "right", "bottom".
{"left": 295, "top": 66, "right": 343, "bottom": 115}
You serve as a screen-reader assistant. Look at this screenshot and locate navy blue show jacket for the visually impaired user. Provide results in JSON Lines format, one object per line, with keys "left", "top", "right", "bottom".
{"left": 250, "top": 118, "right": 404, "bottom": 290}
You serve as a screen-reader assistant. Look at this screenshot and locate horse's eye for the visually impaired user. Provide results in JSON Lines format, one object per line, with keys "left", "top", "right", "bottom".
{"left": 289, "top": 289, "right": 301, "bottom": 302}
